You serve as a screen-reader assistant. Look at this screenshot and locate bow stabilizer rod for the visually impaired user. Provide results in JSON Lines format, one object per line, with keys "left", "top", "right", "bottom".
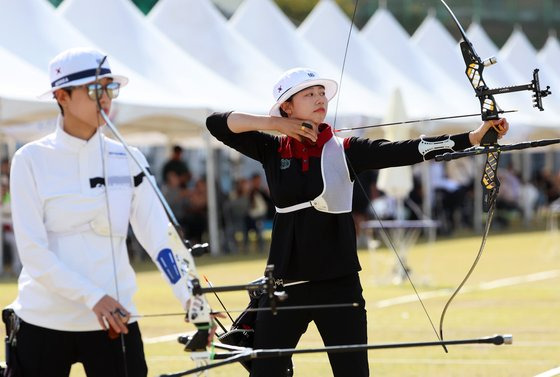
{"left": 161, "top": 334, "right": 513, "bottom": 376}
{"left": 435, "top": 138, "right": 560, "bottom": 162}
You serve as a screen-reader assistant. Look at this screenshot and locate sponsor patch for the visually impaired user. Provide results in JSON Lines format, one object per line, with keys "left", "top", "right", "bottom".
{"left": 108, "top": 151, "right": 127, "bottom": 158}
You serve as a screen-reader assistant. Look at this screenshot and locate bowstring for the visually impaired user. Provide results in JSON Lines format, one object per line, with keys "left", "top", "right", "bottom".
{"left": 94, "top": 56, "right": 129, "bottom": 377}
{"left": 331, "top": 0, "right": 442, "bottom": 344}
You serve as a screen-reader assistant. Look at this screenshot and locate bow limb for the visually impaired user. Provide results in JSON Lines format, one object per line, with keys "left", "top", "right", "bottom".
{"left": 437, "top": 193, "right": 497, "bottom": 352}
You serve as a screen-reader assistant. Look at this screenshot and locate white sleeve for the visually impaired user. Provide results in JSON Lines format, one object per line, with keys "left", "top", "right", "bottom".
{"left": 128, "top": 148, "right": 190, "bottom": 308}
{"left": 10, "top": 150, "right": 106, "bottom": 309}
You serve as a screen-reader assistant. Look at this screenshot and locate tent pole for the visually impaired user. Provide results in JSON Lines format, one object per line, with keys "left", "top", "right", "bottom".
{"left": 205, "top": 126, "right": 220, "bottom": 256}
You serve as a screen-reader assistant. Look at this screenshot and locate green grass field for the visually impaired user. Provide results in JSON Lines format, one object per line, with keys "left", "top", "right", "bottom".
{"left": 1, "top": 229, "right": 559, "bottom": 376}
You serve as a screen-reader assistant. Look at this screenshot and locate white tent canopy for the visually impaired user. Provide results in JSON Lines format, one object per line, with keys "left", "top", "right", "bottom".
{"left": 361, "top": 7, "right": 476, "bottom": 135}
{"left": 411, "top": 13, "right": 483, "bottom": 121}
{"left": 465, "top": 22, "right": 559, "bottom": 140}
{"left": 411, "top": 15, "right": 556, "bottom": 140}
{"left": 0, "top": 46, "right": 57, "bottom": 124}
{"left": 498, "top": 28, "right": 560, "bottom": 138}
{"left": 0, "top": 0, "right": 211, "bottom": 134}
{"left": 298, "top": 0, "right": 461, "bottom": 126}
{"left": 58, "top": 0, "right": 267, "bottom": 115}
{"left": 376, "top": 89, "right": 413, "bottom": 200}
{"left": 149, "top": 0, "right": 283, "bottom": 100}
{"left": 501, "top": 28, "right": 560, "bottom": 94}
{"left": 539, "top": 32, "right": 560, "bottom": 78}
{"left": 229, "top": 0, "right": 386, "bottom": 125}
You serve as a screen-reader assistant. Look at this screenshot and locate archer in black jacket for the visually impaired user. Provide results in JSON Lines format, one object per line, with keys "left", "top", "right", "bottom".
{"left": 206, "top": 67, "right": 509, "bottom": 377}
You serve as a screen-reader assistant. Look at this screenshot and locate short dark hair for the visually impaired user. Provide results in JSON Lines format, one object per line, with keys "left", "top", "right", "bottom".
{"left": 172, "top": 145, "right": 183, "bottom": 154}
{"left": 55, "top": 88, "right": 73, "bottom": 116}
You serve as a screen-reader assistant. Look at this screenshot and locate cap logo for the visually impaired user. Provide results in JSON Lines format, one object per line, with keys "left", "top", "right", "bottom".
{"left": 307, "top": 72, "right": 315, "bottom": 77}
{"left": 54, "top": 77, "right": 69, "bottom": 86}
{"left": 277, "top": 86, "right": 282, "bottom": 92}
{"left": 55, "top": 67, "right": 62, "bottom": 75}
{"left": 51, "top": 67, "right": 111, "bottom": 88}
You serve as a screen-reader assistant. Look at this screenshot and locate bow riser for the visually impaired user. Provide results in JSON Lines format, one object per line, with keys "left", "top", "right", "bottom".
{"left": 457, "top": 40, "right": 501, "bottom": 144}
{"left": 167, "top": 223, "right": 212, "bottom": 351}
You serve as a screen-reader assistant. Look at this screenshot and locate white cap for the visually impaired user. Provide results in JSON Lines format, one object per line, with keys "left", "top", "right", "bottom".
{"left": 39, "top": 47, "right": 128, "bottom": 99}
{"left": 269, "top": 68, "right": 337, "bottom": 117}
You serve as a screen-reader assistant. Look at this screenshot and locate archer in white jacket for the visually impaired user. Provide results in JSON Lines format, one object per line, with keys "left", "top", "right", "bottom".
{"left": 6, "top": 48, "right": 190, "bottom": 377}
{"left": 10, "top": 117, "right": 190, "bottom": 331}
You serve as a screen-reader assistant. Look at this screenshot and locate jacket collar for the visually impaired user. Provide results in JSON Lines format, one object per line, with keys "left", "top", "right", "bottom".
{"left": 54, "top": 115, "right": 101, "bottom": 151}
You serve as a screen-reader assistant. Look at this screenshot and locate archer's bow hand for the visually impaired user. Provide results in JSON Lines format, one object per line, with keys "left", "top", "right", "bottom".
{"left": 184, "top": 298, "right": 225, "bottom": 345}
{"left": 207, "top": 314, "right": 225, "bottom": 345}
{"left": 469, "top": 118, "right": 510, "bottom": 145}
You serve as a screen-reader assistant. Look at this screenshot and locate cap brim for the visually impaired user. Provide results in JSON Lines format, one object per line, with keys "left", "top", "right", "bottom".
{"left": 38, "top": 74, "right": 129, "bottom": 100}
{"left": 269, "top": 78, "right": 338, "bottom": 117}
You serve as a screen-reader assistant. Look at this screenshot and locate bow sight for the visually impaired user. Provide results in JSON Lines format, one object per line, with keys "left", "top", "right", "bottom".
{"left": 446, "top": 1, "right": 552, "bottom": 127}
{"left": 460, "top": 41, "right": 552, "bottom": 127}
{"left": 476, "top": 68, "right": 552, "bottom": 112}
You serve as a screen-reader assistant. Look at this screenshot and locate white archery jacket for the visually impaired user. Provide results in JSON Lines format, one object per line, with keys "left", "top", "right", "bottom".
{"left": 9, "top": 117, "right": 190, "bottom": 331}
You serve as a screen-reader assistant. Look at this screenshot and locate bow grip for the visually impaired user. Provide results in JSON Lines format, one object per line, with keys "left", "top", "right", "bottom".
{"left": 480, "top": 126, "right": 498, "bottom": 146}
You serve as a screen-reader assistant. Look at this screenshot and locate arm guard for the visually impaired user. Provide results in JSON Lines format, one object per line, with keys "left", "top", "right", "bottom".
{"left": 418, "top": 135, "right": 456, "bottom": 160}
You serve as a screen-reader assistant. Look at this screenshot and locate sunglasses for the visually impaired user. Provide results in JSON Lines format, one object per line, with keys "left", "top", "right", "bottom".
{"left": 69, "top": 82, "right": 121, "bottom": 101}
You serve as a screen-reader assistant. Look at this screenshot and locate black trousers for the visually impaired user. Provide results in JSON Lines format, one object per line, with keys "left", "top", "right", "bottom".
{"left": 250, "top": 274, "right": 369, "bottom": 377}
{"left": 14, "top": 320, "right": 147, "bottom": 377}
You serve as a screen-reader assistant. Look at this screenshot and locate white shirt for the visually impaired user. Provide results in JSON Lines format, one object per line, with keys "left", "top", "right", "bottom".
{"left": 9, "top": 117, "right": 189, "bottom": 331}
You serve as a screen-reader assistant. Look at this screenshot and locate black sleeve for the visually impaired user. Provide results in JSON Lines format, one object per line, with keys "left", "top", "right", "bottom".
{"left": 206, "top": 112, "right": 278, "bottom": 163}
{"left": 345, "top": 133, "right": 472, "bottom": 174}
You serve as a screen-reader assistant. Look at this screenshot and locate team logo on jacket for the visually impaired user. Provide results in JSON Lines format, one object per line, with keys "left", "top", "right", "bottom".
{"left": 280, "top": 159, "right": 291, "bottom": 170}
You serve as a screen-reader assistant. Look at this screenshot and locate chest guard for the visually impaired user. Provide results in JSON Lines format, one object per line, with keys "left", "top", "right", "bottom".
{"left": 276, "top": 136, "right": 354, "bottom": 214}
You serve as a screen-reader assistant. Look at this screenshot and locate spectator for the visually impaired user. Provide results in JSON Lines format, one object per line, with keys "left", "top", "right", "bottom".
{"left": 245, "top": 173, "right": 270, "bottom": 253}
{"left": 1, "top": 158, "right": 21, "bottom": 277}
{"left": 162, "top": 145, "right": 191, "bottom": 188}
{"left": 495, "top": 164, "right": 523, "bottom": 227}
{"left": 431, "top": 162, "right": 462, "bottom": 235}
{"left": 223, "top": 178, "right": 250, "bottom": 253}
{"left": 446, "top": 157, "right": 475, "bottom": 228}
{"left": 184, "top": 177, "right": 208, "bottom": 244}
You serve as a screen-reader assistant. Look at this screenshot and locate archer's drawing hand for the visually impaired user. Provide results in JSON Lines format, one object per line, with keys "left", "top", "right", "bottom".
{"left": 93, "top": 294, "right": 130, "bottom": 337}
{"left": 276, "top": 118, "right": 318, "bottom": 143}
